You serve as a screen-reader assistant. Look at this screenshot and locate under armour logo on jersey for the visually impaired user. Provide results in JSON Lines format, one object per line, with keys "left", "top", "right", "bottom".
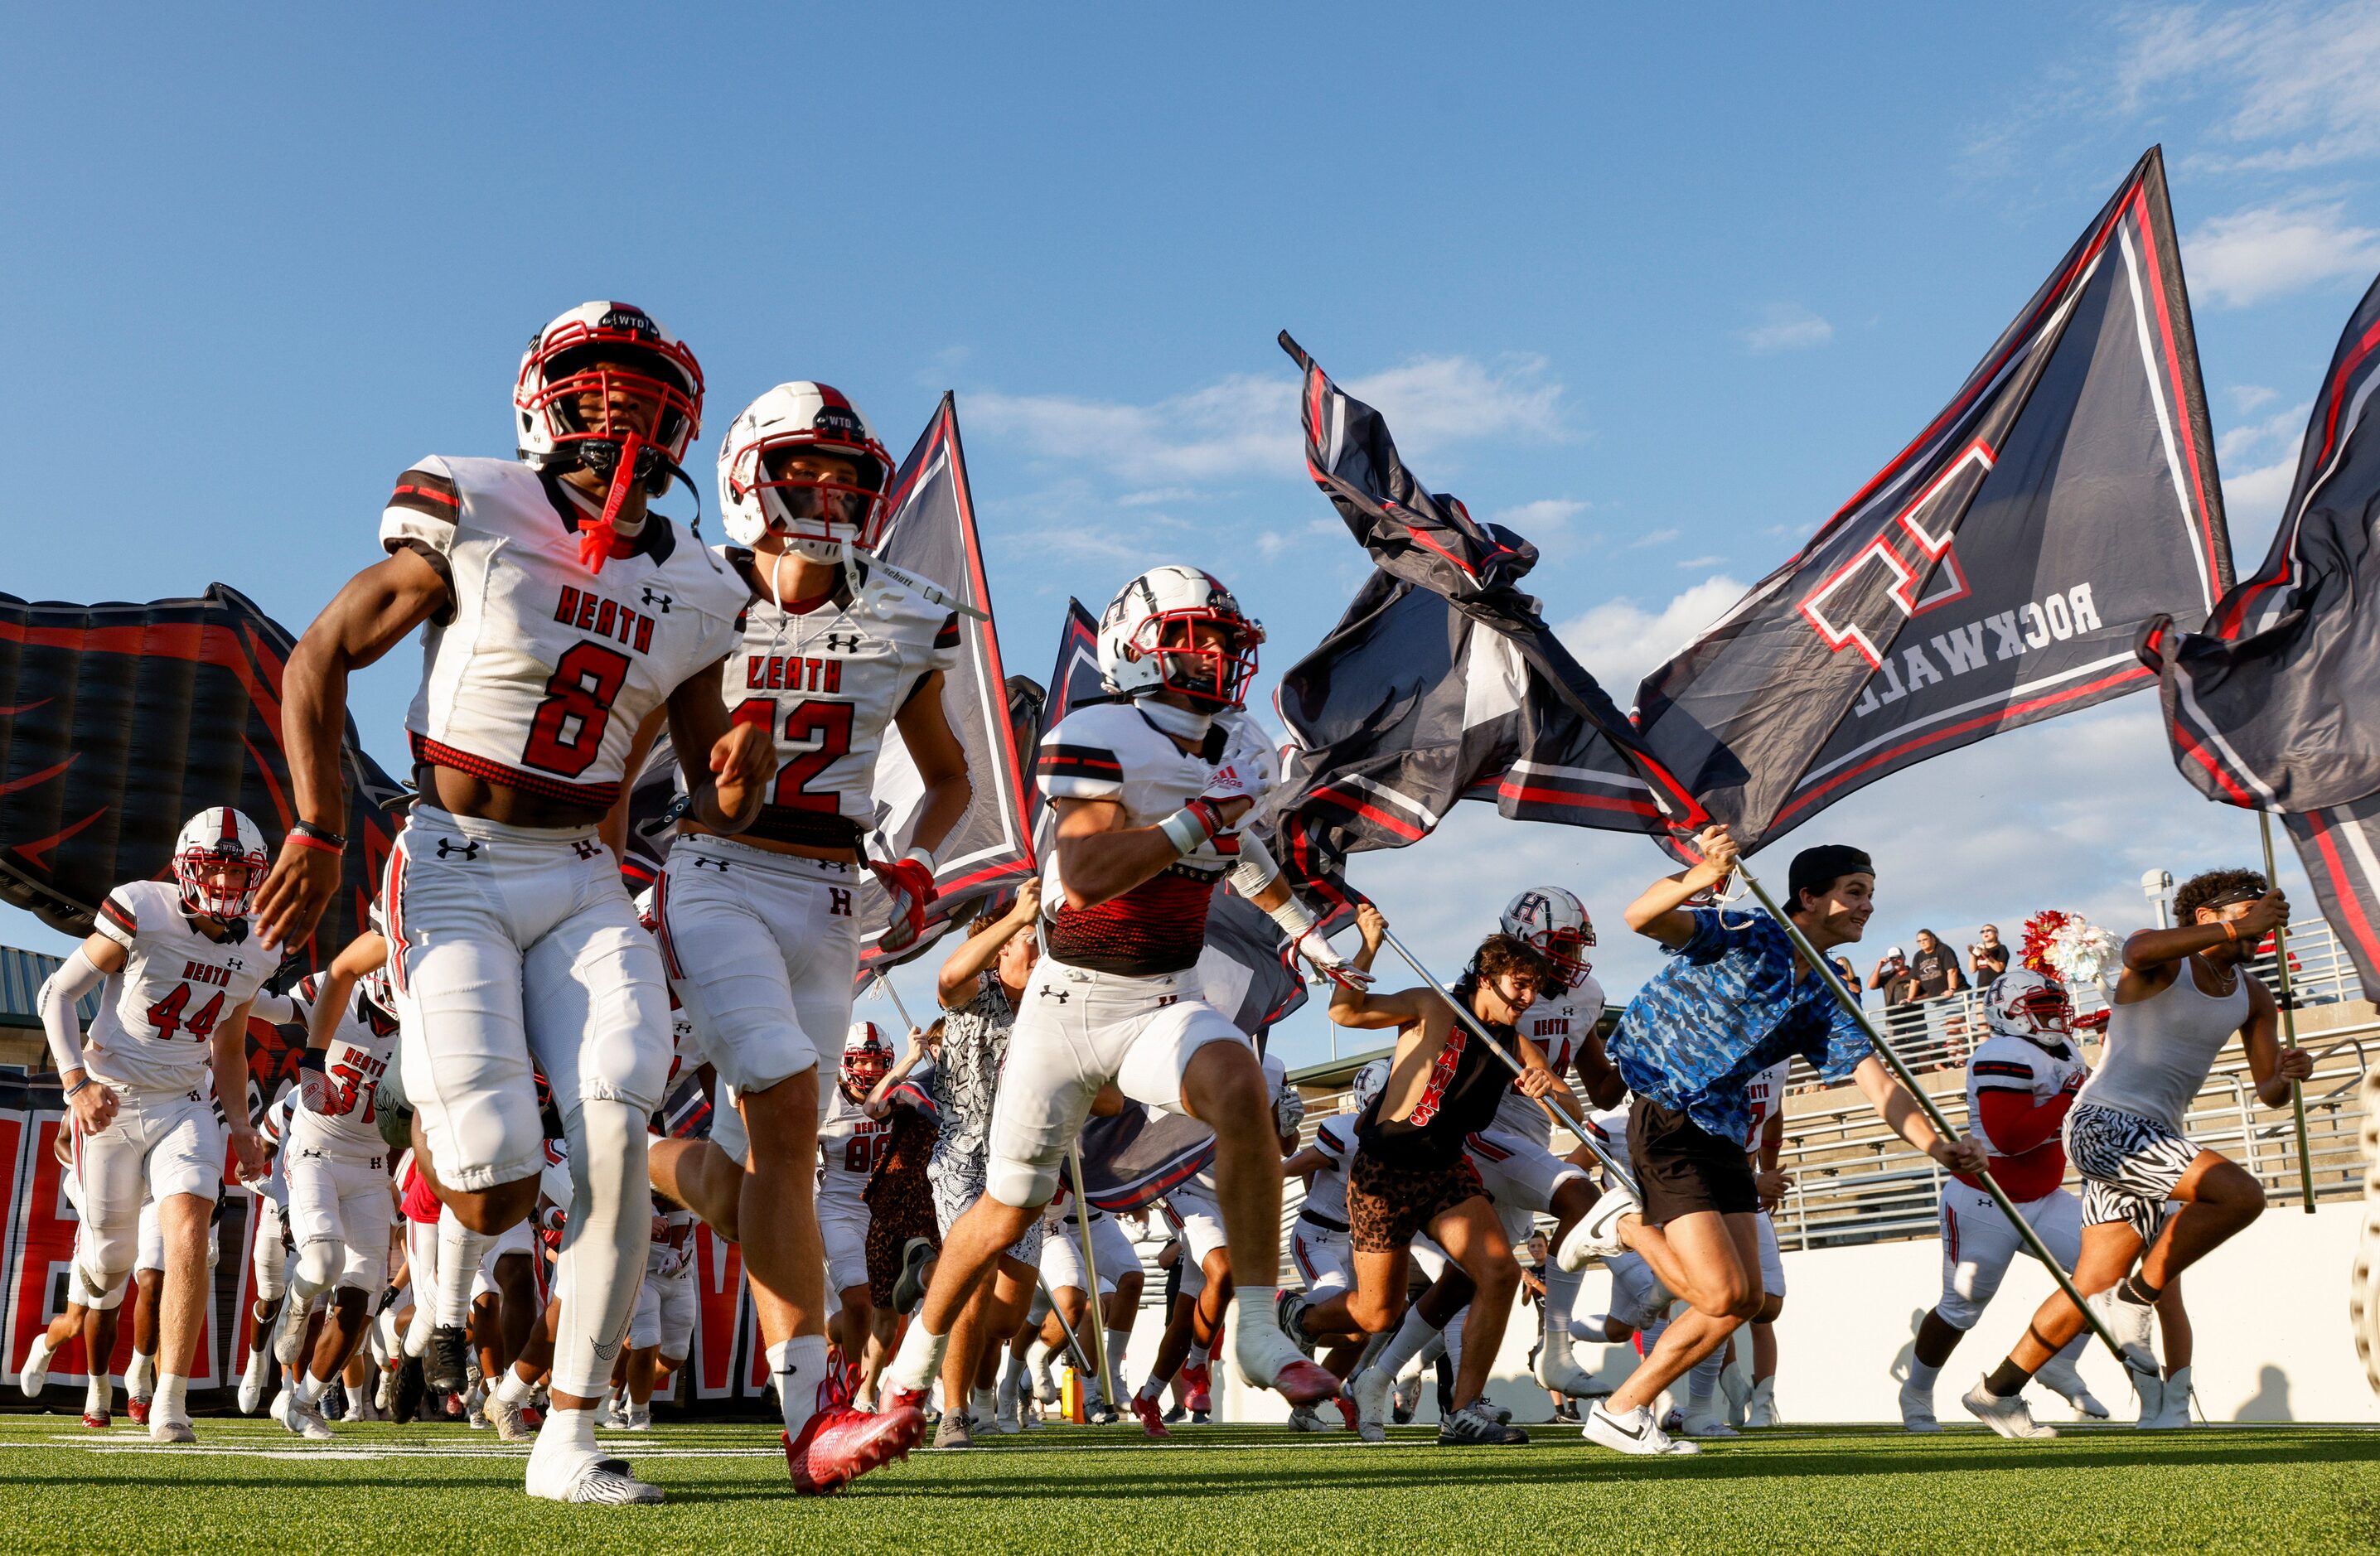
{"left": 641, "top": 587, "right": 673, "bottom": 614}
{"left": 572, "top": 839, "right": 599, "bottom": 860}
{"left": 828, "top": 887, "right": 853, "bottom": 918}
{"left": 824, "top": 631, "right": 863, "bottom": 653}
{"left": 435, "top": 838, "right": 482, "bottom": 861}
{"left": 692, "top": 856, "right": 730, "bottom": 872}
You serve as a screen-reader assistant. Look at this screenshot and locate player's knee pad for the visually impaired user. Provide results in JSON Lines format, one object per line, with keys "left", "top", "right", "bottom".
{"left": 985, "top": 1155, "right": 1057, "bottom": 1212}
{"left": 296, "top": 1239, "right": 343, "bottom": 1295}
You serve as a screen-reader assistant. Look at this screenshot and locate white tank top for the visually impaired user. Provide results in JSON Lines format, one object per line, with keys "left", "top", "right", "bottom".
{"left": 2076, "top": 958, "right": 2249, "bottom": 1133}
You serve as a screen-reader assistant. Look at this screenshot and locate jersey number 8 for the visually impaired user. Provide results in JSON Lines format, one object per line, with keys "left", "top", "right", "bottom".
{"left": 524, "top": 641, "right": 633, "bottom": 778}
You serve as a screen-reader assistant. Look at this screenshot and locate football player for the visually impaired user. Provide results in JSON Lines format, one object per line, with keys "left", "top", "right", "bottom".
{"left": 38, "top": 808, "right": 273, "bottom": 1443}
{"left": 880, "top": 566, "right": 1347, "bottom": 1422}
{"left": 259, "top": 302, "right": 773, "bottom": 1503}
{"left": 817, "top": 1022, "right": 898, "bottom": 1392}
{"left": 1964, "top": 872, "right": 2305, "bottom": 1438}
{"left": 1467, "top": 887, "right": 1620, "bottom": 1399}
{"left": 269, "top": 924, "right": 404, "bottom": 1440}
{"left": 1896, "top": 969, "right": 2106, "bottom": 1432}
{"left": 642, "top": 381, "right": 969, "bottom": 1491}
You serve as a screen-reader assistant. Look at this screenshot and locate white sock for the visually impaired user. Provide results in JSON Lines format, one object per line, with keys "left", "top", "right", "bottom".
{"left": 1186, "top": 1342, "right": 1210, "bottom": 1369}
{"left": 404, "top": 1304, "right": 433, "bottom": 1358}
{"left": 85, "top": 1371, "right": 111, "bottom": 1417}
{"left": 434, "top": 1207, "right": 495, "bottom": 1329}
{"left": 1415, "top": 1331, "right": 1448, "bottom": 1366}
{"left": 1372, "top": 1300, "right": 1444, "bottom": 1381}
{"left": 1543, "top": 1268, "right": 1582, "bottom": 1360}
{"left": 548, "top": 1102, "right": 651, "bottom": 1400}
{"left": 293, "top": 1370, "right": 326, "bottom": 1406}
{"left": 1105, "top": 1327, "right": 1131, "bottom": 1382}
{"left": 1907, "top": 1356, "right": 1942, "bottom": 1389}
{"left": 496, "top": 1366, "right": 535, "bottom": 1407}
{"left": 1443, "top": 1307, "right": 1466, "bottom": 1379}
{"left": 1232, "top": 1283, "right": 1278, "bottom": 1342}
{"left": 154, "top": 1373, "right": 190, "bottom": 1424}
{"left": 26, "top": 1334, "right": 53, "bottom": 1374}
{"left": 1687, "top": 1348, "right": 1724, "bottom": 1410}
{"left": 1001, "top": 1348, "right": 1029, "bottom": 1393}
{"left": 884, "top": 1317, "right": 949, "bottom": 1397}
{"left": 126, "top": 1351, "right": 154, "bottom": 1398}
{"left": 535, "top": 1403, "right": 600, "bottom": 1460}
{"left": 970, "top": 1384, "right": 999, "bottom": 1419}
{"left": 767, "top": 1335, "right": 831, "bottom": 1431}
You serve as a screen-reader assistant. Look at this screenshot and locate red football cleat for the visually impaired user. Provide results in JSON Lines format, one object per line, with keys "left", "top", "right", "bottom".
{"left": 81, "top": 1412, "right": 109, "bottom": 1430}
{"left": 128, "top": 1395, "right": 151, "bottom": 1427}
{"left": 1180, "top": 1362, "right": 1212, "bottom": 1414}
{"left": 1270, "top": 1359, "right": 1342, "bottom": 1406}
{"left": 783, "top": 1403, "right": 925, "bottom": 1496}
{"left": 1130, "top": 1392, "right": 1173, "bottom": 1440}
{"left": 880, "top": 1385, "right": 926, "bottom": 1417}
{"left": 1334, "top": 1395, "right": 1360, "bottom": 1432}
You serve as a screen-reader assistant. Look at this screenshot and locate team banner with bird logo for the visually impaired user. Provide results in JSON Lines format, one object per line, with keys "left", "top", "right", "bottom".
{"left": 2142, "top": 270, "right": 2380, "bottom": 998}
{"left": 1628, "top": 147, "right": 2230, "bottom": 855}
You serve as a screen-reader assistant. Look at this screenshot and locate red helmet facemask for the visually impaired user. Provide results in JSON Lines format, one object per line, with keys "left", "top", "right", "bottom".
{"left": 2010, "top": 985, "right": 2073, "bottom": 1037}
{"left": 840, "top": 1050, "right": 892, "bottom": 1102}
{"left": 1130, "top": 611, "right": 1264, "bottom": 710}
{"left": 1527, "top": 925, "right": 1594, "bottom": 988}
{"left": 735, "top": 437, "right": 892, "bottom": 552}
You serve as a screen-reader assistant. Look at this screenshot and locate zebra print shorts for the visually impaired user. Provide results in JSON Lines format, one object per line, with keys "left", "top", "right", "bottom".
{"left": 2064, "top": 1102, "right": 2198, "bottom": 1243}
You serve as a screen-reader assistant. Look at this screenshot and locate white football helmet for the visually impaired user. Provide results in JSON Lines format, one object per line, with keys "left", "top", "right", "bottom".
{"left": 840, "top": 1019, "right": 894, "bottom": 1101}
{"left": 514, "top": 301, "right": 704, "bottom": 495}
{"left": 1502, "top": 887, "right": 1594, "bottom": 988}
{"left": 1986, "top": 968, "right": 2073, "bottom": 1046}
{"left": 717, "top": 382, "right": 896, "bottom": 555}
{"left": 359, "top": 900, "right": 396, "bottom": 1018}
{"left": 1097, "top": 565, "right": 1265, "bottom": 711}
{"left": 172, "top": 807, "right": 268, "bottom": 921}
{"left": 1350, "top": 1058, "right": 1391, "bottom": 1114}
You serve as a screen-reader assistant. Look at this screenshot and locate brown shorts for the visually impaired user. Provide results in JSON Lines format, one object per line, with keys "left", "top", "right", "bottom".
{"left": 1347, "top": 1150, "right": 1488, "bottom": 1254}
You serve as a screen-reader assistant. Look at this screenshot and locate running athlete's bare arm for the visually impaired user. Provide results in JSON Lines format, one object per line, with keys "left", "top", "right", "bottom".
{"left": 210, "top": 993, "right": 266, "bottom": 1181}
{"left": 1623, "top": 824, "right": 1738, "bottom": 948}
{"left": 1047, "top": 789, "right": 1251, "bottom": 909}
{"left": 260, "top": 548, "right": 451, "bottom": 949}
{"left": 306, "top": 933, "right": 390, "bottom": 1056}
{"left": 890, "top": 669, "right": 973, "bottom": 860}
{"left": 663, "top": 660, "right": 776, "bottom": 834}
{"left": 2116, "top": 888, "right": 2288, "bottom": 997}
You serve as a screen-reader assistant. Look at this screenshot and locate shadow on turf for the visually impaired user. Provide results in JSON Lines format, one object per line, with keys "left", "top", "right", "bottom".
{"left": 667, "top": 1432, "right": 2380, "bottom": 1504}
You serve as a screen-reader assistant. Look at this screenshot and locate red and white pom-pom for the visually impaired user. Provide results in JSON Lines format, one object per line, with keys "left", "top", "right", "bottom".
{"left": 2022, "top": 909, "right": 2121, "bottom": 988}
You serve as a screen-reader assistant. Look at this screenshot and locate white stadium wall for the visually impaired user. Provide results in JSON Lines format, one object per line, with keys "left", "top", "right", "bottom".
{"left": 1202, "top": 1201, "right": 2377, "bottom": 1426}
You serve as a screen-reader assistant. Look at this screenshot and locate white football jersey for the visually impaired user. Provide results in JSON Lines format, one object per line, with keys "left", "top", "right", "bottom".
{"left": 380, "top": 455, "right": 747, "bottom": 809}
{"left": 719, "top": 553, "right": 959, "bottom": 849}
{"left": 85, "top": 879, "right": 271, "bottom": 1093}
{"left": 1740, "top": 1057, "right": 1792, "bottom": 1152}
{"left": 816, "top": 1087, "right": 892, "bottom": 1211}
{"left": 287, "top": 979, "right": 401, "bottom": 1157}
{"left": 1299, "top": 1113, "right": 1359, "bottom": 1226}
{"left": 1490, "top": 973, "right": 1608, "bottom": 1144}
{"left": 1033, "top": 701, "right": 1270, "bottom": 976}
{"left": 1966, "top": 1032, "right": 2087, "bottom": 1160}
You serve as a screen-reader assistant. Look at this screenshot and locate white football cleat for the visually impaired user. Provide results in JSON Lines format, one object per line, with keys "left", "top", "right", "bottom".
{"left": 1348, "top": 1365, "right": 1392, "bottom": 1444}
{"left": 273, "top": 1386, "right": 335, "bottom": 1442}
{"left": 2082, "top": 1286, "right": 2158, "bottom": 1371}
{"left": 18, "top": 1334, "right": 55, "bottom": 1399}
{"left": 2128, "top": 1363, "right": 2167, "bottom": 1426}
{"left": 235, "top": 1344, "right": 271, "bottom": 1415}
{"left": 1555, "top": 1185, "right": 1639, "bottom": 1273}
{"left": 488, "top": 1395, "right": 535, "bottom": 1442}
{"left": 1962, "top": 1378, "right": 2056, "bottom": 1440}
{"left": 2141, "top": 1365, "right": 2193, "bottom": 1429}
{"left": 1720, "top": 1365, "right": 1751, "bottom": 1428}
{"left": 1583, "top": 1400, "right": 1700, "bottom": 1456}
{"left": 1898, "top": 1375, "right": 1940, "bottom": 1433}
{"left": 1745, "top": 1376, "right": 1779, "bottom": 1428}
{"left": 149, "top": 1417, "right": 196, "bottom": 1445}
{"left": 2034, "top": 1354, "right": 2108, "bottom": 1419}
{"left": 525, "top": 1441, "right": 663, "bottom": 1505}
{"left": 1233, "top": 1319, "right": 1338, "bottom": 1406}
{"left": 1532, "top": 1346, "right": 1600, "bottom": 1399}
{"left": 1286, "top": 1404, "right": 1331, "bottom": 1433}
{"left": 272, "top": 1301, "right": 310, "bottom": 1368}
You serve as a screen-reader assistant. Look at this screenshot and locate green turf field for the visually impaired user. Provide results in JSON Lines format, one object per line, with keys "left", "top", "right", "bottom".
{"left": 1, "top": 1413, "right": 2374, "bottom": 1554}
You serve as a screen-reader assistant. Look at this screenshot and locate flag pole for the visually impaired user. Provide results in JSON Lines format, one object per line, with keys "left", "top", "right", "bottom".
{"left": 1725, "top": 859, "right": 2131, "bottom": 1366}
{"left": 1376, "top": 925, "right": 1638, "bottom": 1196}
{"left": 2257, "top": 813, "right": 2320, "bottom": 1214}
{"left": 1063, "top": 1143, "right": 1116, "bottom": 1415}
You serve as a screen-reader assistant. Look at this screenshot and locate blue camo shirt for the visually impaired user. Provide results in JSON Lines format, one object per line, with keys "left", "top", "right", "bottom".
{"left": 1609, "top": 908, "right": 1874, "bottom": 1143}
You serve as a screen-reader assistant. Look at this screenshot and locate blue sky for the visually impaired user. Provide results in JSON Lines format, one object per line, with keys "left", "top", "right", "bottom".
{"left": 6, "top": 4, "right": 2378, "bottom": 1066}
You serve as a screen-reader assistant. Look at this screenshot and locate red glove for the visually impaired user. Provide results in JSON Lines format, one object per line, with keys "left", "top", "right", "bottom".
{"left": 869, "top": 854, "right": 938, "bottom": 954}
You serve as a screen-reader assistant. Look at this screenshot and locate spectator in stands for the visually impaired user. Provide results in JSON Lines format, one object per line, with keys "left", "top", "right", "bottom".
{"left": 1907, "top": 930, "right": 1967, "bottom": 1001}
{"left": 1869, "top": 947, "right": 1919, "bottom": 1007}
{"left": 1969, "top": 925, "right": 2009, "bottom": 987}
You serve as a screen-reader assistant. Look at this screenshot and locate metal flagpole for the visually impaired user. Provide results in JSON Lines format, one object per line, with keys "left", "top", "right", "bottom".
{"left": 1064, "top": 1142, "right": 1116, "bottom": 1413}
{"left": 1376, "top": 925, "right": 1638, "bottom": 1196}
{"left": 2257, "top": 813, "right": 2320, "bottom": 1214}
{"left": 1725, "top": 858, "right": 2130, "bottom": 1364}
{"left": 875, "top": 974, "right": 918, "bottom": 1034}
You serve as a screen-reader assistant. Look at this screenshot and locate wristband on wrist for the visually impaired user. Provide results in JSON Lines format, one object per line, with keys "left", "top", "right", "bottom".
{"left": 288, "top": 819, "right": 346, "bottom": 855}
{"left": 298, "top": 1050, "right": 326, "bottom": 1072}
{"left": 64, "top": 1076, "right": 90, "bottom": 1099}
{"left": 1156, "top": 799, "right": 1226, "bottom": 858}
{"left": 2221, "top": 921, "right": 2241, "bottom": 945}
{"left": 901, "top": 844, "right": 938, "bottom": 874}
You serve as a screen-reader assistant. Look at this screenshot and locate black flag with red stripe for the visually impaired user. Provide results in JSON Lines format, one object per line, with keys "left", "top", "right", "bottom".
{"left": 1628, "top": 147, "right": 2228, "bottom": 854}
{"left": 1260, "top": 336, "right": 1708, "bottom": 921}
{"left": 0, "top": 584, "right": 406, "bottom": 969}
{"left": 2142, "top": 270, "right": 2380, "bottom": 997}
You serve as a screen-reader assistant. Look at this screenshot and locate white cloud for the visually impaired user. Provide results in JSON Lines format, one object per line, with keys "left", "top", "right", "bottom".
{"left": 1626, "top": 527, "right": 1681, "bottom": 549}
{"left": 2184, "top": 201, "right": 2380, "bottom": 307}
{"left": 967, "top": 352, "right": 1566, "bottom": 488}
{"left": 1743, "top": 303, "right": 1835, "bottom": 353}
{"left": 2117, "top": 2, "right": 2380, "bottom": 174}
{"left": 1676, "top": 553, "right": 1725, "bottom": 568}
{"left": 2229, "top": 384, "right": 2279, "bottom": 414}
{"left": 1492, "top": 498, "right": 1586, "bottom": 536}
{"left": 1555, "top": 573, "right": 1747, "bottom": 698}
{"left": 2216, "top": 399, "right": 2310, "bottom": 551}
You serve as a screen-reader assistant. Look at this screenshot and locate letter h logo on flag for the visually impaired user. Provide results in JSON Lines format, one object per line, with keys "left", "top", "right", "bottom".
{"left": 1797, "top": 440, "right": 1991, "bottom": 668}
